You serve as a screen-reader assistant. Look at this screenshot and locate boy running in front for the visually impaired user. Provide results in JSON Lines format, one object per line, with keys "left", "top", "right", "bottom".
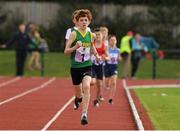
{"left": 64, "top": 9, "right": 99, "bottom": 125}
{"left": 65, "top": 10, "right": 91, "bottom": 110}
{"left": 65, "top": 10, "right": 83, "bottom": 110}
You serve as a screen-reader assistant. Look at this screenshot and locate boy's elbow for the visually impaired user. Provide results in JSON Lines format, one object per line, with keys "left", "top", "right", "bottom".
{"left": 64, "top": 50, "right": 67, "bottom": 55}
{"left": 64, "top": 50, "right": 69, "bottom": 56}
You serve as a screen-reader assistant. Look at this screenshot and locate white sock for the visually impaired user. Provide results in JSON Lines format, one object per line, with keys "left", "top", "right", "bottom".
{"left": 82, "top": 112, "right": 87, "bottom": 117}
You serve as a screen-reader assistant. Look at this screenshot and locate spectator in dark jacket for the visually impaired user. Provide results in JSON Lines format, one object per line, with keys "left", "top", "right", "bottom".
{"left": 131, "top": 33, "right": 148, "bottom": 79}
{"left": 1, "top": 23, "right": 32, "bottom": 76}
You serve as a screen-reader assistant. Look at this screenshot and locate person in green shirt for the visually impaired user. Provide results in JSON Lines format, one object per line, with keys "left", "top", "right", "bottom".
{"left": 64, "top": 9, "right": 100, "bottom": 125}
{"left": 27, "top": 25, "right": 42, "bottom": 71}
{"left": 120, "top": 31, "right": 133, "bottom": 79}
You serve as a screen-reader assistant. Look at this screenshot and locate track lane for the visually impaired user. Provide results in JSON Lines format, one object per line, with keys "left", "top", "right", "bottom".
{"left": 48, "top": 80, "right": 137, "bottom": 130}
{"left": 0, "top": 77, "right": 20, "bottom": 88}
{"left": 0, "top": 77, "right": 50, "bottom": 101}
{"left": 0, "top": 77, "right": 55, "bottom": 106}
{"left": 0, "top": 78, "right": 73, "bottom": 130}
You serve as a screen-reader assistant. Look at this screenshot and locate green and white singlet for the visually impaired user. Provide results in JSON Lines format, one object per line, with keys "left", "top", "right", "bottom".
{"left": 70, "top": 29, "right": 92, "bottom": 68}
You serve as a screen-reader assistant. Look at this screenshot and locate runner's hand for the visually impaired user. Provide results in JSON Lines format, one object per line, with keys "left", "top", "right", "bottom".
{"left": 95, "top": 54, "right": 101, "bottom": 62}
{"left": 76, "top": 41, "right": 82, "bottom": 49}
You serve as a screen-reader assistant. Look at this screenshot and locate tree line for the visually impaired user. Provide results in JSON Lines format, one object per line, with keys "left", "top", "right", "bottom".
{"left": 1, "top": 3, "right": 180, "bottom": 52}
{"left": 2, "top": 0, "right": 180, "bottom": 5}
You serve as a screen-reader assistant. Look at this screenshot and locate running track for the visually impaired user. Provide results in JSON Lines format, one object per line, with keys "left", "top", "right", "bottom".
{"left": 0, "top": 76, "right": 177, "bottom": 130}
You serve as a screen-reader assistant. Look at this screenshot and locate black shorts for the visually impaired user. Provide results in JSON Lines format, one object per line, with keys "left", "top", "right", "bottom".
{"left": 92, "top": 64, "right": 104, "bottom": 80}
{"left": 104, "top": 64, "right": 118, "bottom": 77}
{"left": 70, "top": 66, "right": 92, "bottom": 85}
{"left": 121, "top": 52, "right": 129, "bottom": 58}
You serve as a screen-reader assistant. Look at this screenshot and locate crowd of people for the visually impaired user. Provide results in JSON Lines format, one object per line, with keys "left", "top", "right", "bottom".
{"left": 0, "top": 23, "right": 48, "bottom": 76}
{"left": 64, "top": 9, "right": 150, "bottom": 125}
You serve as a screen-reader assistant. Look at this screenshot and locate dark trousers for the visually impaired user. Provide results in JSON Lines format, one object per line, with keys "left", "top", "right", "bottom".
{"left": 131, "top": 51, "right": 141, "bottom": 77}
{"left": 16, "top": 50, "right": 27, "bottom": 76}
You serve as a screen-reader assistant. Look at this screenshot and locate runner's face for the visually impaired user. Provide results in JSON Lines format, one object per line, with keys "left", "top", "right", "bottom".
{"left": 95, "top": 32, "right": 103, "bottom": 42}
{"left": 78, "top": 17, "right": 90, "bottom": 30}
{"left": 109, "top": 37, "right": 117, "bottom": 47}
{"left": 102, "top": 30, "right": 108, "bottom": 40}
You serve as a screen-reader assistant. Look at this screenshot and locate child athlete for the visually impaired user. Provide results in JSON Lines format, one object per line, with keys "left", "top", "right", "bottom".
{"left": 104, "top": 35, "right": 122, "bottom": 104}
{"left": 91, "top": 28, "right": 109, "bottom": 107}
{"left": 65, "top": 10, "right": 83, "bottom": 110}
{"left": 65, "top": 10, "right": 92, "bottom": 110}
{"left": 64, "top": 9, "right": 100, "bottom": 125}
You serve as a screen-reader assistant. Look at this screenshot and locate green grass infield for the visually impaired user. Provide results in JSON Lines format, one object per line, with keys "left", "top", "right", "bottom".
{"left": 135, "top": 88, "right": 180, "bottom": 130}
{"left": 0, "top": 50, "right": 180, "bottom": 78}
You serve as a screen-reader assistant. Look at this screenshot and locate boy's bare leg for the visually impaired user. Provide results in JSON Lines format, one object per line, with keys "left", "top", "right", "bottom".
{"left": 81, "top": 75, "right": 91, "bottom": 125}
{"left": 108, "top": 75, "right": 117, "bottom": 104}
{"left": 73, "top": 84, "right": 82, "bottom": 110}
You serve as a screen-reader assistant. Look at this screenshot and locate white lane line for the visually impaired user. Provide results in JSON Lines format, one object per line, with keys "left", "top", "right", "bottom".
{"left": 0, "top": 77, "right": 21, "bottom": 88}
{"left": 41, "top": 96, "right": 74, "bottom": 131}
{"left": 128, "top": 84, "right": 180, "bottom": 89}
{"left": 0, "top": 77, "right": 56, "bottom": 106}
{"left": 122, "top": 79, "right": 144, "bottom": 131}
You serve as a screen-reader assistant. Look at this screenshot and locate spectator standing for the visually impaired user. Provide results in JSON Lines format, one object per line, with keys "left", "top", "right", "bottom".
{"left": 27, "top": 26, "right": 42, "bottom": 71}
{"left": 131, "top": 33, "right": 147, "bottom": 79}
{"left": 120, "top": 31, "right": 133, "bottom": 79}
{"left": 1, "top": 23, "right": 32, "bottom": 76}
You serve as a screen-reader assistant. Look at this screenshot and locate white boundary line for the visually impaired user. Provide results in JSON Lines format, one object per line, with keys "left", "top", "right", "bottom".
{"left": 0, "top": 77, "right": 56, "bottom": 106}
{"left": 128, "top": 84, "right": 180, "bottom": 89}
{"left": 122, "top": 79, "right": 144, "bottom": 131}
{"left": 41, "top": 96, "right": 74, "bottom": 131}
{"left": 0, "top": 77, "right": 21, "bottom": 88}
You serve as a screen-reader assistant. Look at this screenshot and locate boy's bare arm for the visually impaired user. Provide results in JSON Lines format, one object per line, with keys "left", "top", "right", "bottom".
{"left": 64, "top": 31, "right": 77, "bottom": 55}
{"left": 91, "top": 33, "right": 100, "bottom": 61}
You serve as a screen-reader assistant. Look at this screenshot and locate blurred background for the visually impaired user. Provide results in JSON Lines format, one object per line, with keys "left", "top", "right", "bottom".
{"left": 0, "top": 0, "right": 179, "bottom": 78}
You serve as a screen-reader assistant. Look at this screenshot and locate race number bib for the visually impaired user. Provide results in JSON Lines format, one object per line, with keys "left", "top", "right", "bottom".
{"left": 91, "top": 55, "right": 104, "bottom": 65}
{"left": 75, "top": 47, "right": 91, "bottom": 62}
{"left": 108, "top": 53, "right": 118, "bottom": 64}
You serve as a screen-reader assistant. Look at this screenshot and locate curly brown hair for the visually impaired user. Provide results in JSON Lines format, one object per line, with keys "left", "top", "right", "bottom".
{"left": 75, "top": 9, "right": 92, "bottom": 21}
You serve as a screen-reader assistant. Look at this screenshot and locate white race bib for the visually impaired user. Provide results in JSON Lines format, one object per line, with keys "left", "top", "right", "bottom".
{"left": 75, "top": 47, "right": 91, "bottom": 62}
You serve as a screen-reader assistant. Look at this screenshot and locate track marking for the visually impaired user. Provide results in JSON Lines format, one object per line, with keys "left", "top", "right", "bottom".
{"left": 128, "top": 84, "right": 180, "bottom": 89}
{"left": 0, "top": 77, "right": 56, "bottom": 106}
{"left": 41, "top": 96, "right": 74, "bottom": 131}
{"left": 0, "top": 77, "right": 21, "bottom": 89}
{"left": 122, "top": 79, "right": 144, "bottom": 131}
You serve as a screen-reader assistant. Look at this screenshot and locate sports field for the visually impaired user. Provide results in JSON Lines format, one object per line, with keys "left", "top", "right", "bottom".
{"left": 125, "top": 80, "right": 180, "bottom": 130}
{"left": 134, "top": 88, "right": 180, "bottom": 130}
{"left": 0, "top": 50, "right": 180, "bottom": 78}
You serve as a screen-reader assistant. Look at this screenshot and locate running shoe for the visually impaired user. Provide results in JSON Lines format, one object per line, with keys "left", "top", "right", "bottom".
{"left": 81, "top": 113, "right": 88, "bottom": 125}
{"left": 74, "top": 97, "right": 82, "bottom": 110}
{"left": 93, "top": 99, "right": 100, "bottom": 107}
{"left": 108, "top": 99, "right": 113, "bottom": 105}
{"left": 98, "top": 96, "right": 105, "bottom": 101}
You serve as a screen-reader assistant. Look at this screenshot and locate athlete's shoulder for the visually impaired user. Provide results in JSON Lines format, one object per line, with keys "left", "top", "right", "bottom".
{"left": 116, "top": 47, "right": 120, "bottom": 53}
{"left": 71, "top": 30, "right": 77, "bottom": 36}
{"left": 87, "top": 27, "right": 91, "bottom": 32}
{"left": 91, "top": 32, "right": 96, "bottom": 38}
{"left": 66, "top": 26, "right": 77, "bottom": 32}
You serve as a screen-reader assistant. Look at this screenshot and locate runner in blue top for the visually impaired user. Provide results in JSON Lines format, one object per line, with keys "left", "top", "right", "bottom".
{"left": 104, "top": 35, "right": 122, "bottom": 104}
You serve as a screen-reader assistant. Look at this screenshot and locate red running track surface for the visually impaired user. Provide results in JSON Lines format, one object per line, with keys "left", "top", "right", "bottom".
{"left": 0, "top": 77, "right": 137, "bottom": 130}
